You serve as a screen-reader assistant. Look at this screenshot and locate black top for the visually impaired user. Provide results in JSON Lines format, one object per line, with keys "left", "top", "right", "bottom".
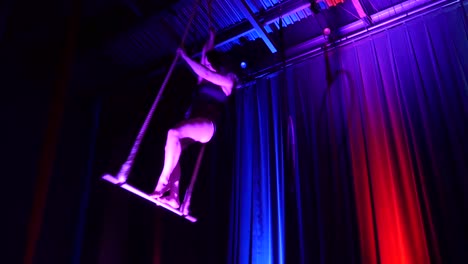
{"left": 184, "top": 81, "right": 229, "bottom": 123}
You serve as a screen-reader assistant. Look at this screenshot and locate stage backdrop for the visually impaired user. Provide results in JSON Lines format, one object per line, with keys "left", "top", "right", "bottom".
{"left": 228, "top": 3, "right": 467, "bottom": 264}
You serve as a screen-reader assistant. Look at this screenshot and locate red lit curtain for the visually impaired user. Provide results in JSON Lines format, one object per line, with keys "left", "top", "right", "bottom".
{"left": 228, "top": 3, "right": 467, "bottom": 264}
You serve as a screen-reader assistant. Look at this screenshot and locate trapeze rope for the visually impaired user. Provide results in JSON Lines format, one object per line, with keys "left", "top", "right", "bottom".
{"left": 116, "top": 0, "right": 202, "bottom": 183}
{"left": 180, "top": 144, "right": 206, "bottom": 215}
{"left": 180, "top": 0, "right": 215, "bottom": 215}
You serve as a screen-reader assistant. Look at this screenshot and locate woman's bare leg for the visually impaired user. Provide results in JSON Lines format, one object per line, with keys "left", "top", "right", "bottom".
{"left": 151, "top": 118, "right": 214, "bottom": 203}
{"left": 152, "top": 129, "right": 181, "bottom": 195}
{"left": 158, "top": 162, "right": 181, "bottom": 208}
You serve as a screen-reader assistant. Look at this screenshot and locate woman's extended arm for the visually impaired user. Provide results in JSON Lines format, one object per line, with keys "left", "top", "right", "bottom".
{"left": 178, "top": 48, "right": 235, "bottom": 95}
{"left": 198, "top": 29, "right": 216, "bottom": 83}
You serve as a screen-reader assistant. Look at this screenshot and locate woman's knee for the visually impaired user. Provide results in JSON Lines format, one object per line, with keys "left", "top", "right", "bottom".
{"left": 165, "top": 129, "right": 180, "bottom": 147}
{"left": 167, "top": 128, "right": 180, "bottom": 139}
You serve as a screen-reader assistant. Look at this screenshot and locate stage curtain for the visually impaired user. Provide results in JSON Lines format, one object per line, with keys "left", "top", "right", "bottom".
{"left": 228, "top": 3, "right": 467, "bottom": 263}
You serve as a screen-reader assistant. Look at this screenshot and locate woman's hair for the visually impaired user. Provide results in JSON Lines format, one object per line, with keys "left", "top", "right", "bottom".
{"left": 206, "top": 49, "right": 239, "bottom": 88}
{"left": 206, "top": 49, "right": 225, "bottom": 73}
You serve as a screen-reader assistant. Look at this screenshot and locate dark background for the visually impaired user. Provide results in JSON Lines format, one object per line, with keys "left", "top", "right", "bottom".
{"left": 4, "top": 0, "right": 467, "bottom": 263}
{"left": 3, "top": 0, "right": 235, "bottom": 263}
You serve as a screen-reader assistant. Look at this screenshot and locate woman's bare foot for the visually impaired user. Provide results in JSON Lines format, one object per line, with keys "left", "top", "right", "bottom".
{"left": 149, "top": 182, "right": 170, "bottom": 198}
{"left": 158, "top": 195, "right": 180, "bottom": 209}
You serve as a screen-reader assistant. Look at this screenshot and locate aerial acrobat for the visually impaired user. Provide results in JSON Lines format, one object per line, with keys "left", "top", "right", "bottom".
{"left": 102, "top": 0, "right": 237, "bottom": 223}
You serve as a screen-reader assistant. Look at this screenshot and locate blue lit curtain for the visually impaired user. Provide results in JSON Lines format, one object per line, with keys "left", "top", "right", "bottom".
{"left": 228, "top": 3, "right": 467, "bottom": 264}
{"left": 228, "top": 75, "right": 287, "bottom": 264}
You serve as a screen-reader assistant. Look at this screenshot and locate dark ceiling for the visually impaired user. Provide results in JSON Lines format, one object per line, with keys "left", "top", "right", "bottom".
{"left": 74, "top": 0, "right": 427, "bottom": 77}
{"left": 2, "top": 0, "right": 440, "bottom": 93}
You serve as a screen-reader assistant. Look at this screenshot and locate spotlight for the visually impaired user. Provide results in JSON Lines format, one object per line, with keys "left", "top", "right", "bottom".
{"left": 240, "top": 61, "right": 247, "bottom": 69}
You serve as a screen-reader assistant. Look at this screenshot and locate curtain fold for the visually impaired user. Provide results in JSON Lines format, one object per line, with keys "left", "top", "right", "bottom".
{"left": 228, "top": 77, "right": 286, "bottom": 264}
{"left": 228, "top": 3, "right": 467, "bottom": 264}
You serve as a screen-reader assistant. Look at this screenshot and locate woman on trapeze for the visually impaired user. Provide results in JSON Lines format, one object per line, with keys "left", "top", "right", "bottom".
{"left": 149, "top": 29, "right": 237, "bottom": 210}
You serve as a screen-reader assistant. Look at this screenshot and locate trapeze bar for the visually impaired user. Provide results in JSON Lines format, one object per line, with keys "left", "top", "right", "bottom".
{"left": 102, "top": 174, "right": 197, "bottom": 223}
